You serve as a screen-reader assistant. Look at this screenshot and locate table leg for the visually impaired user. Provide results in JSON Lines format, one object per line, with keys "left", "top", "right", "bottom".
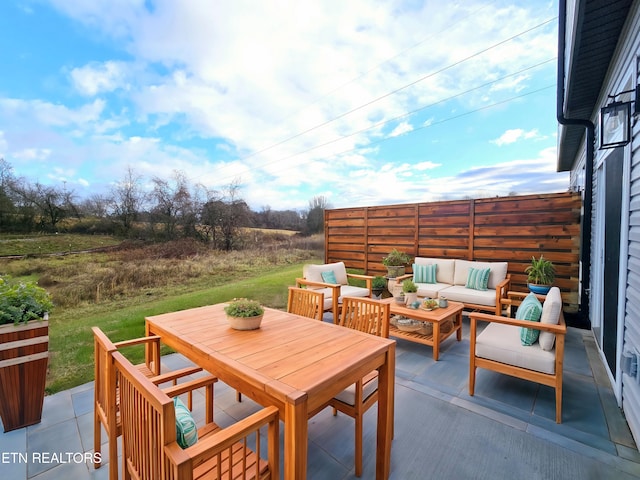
{"left": 376, "top": 343, "right": 395, "bottom": 479}
{"left": 456, "top": 311, "right": 463, "bottom": 341}
{"left": 432, "top": 322, "right": 440, "bottom": 361}
{"left": 284, "top": 396, "right": 308, "bottom": 480}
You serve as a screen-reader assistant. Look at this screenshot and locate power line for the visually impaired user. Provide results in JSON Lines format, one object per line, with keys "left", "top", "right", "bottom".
{"left": 262, "top": 1, "right": 501, "bottom": 135}
{"left": 225, "top": 16, "right": 557, "bottom": 171}
{"left": 262, "top": 59, "right": 556, "bottom": 167}
{"left": 262, "top": 83, "right": 556, "bottom": 176}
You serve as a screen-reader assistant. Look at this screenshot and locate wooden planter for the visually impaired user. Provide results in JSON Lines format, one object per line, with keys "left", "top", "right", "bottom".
{"left": 0, "top": 320, "right": 49, "bottom": 432}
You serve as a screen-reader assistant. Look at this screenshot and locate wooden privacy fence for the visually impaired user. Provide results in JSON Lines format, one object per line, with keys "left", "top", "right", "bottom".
{"left": 324, "top": 191, "right": 582, "bottom": 312}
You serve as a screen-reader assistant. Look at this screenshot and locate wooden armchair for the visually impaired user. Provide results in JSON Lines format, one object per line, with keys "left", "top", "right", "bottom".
{"left": 469, "top": 287, "right": 566, "bottom": 423}
{"left": 296, "top": 262, "right": 373, "bottom": 323}
{"left": 113, "top": 350, "right": 279, "bottom": 480}
{"left": 328, "top": 297, "right": 390, "bottom": 477}
{"left": 92, "top": 327, "right": 205, "bottom": 480}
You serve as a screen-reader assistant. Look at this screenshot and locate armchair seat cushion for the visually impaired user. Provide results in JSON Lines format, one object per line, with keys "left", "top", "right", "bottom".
{"left": 441, "top": 285, "right": 497, "bottom": 307}
{"left": 476, "top": 322, "right": 556, "bottom": 375}
{"left": 317, "top": 285, "right": 370, "bottom": 310}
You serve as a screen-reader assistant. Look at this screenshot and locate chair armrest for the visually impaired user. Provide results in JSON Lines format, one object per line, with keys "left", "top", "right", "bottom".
{"left": 346, "top": 273, "right": 373, "bottom": 291}
{"left": 507, "top": 290, "right": 547, "bottom": 303}
{"left": 150, "top": 366, "right": 204, "bottom": 386}
{"left": 296, "top": 278, "right": 341, "bottom": 292}
{"left": 165, "top": 405, "right": 280, "bottom": 478}
{"left": 469, "top": 311, "right": 567, "bottom": 334}
{"left": 160, "top": 374, "right": 218, "bottom": 398}
{"left": 114, "top": 335, "right": 162, "bottom": 376}
{"left": 113, "top": 335, "right": 161, "bottom": 348}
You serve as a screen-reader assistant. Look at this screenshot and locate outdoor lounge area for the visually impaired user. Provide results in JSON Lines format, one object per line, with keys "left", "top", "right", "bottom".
{"left": 2, "top": 313, "right": 640, "bottom": 480}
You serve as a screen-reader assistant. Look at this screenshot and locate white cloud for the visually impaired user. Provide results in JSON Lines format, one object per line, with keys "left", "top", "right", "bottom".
{"left": 70, "top": 61, "right": 129, "bottom": 96}
{"left": 389, "top": 122, "right": 414, "bottom": 138}
{"left": 4, "top": 0, "right": 561, "bottom": 210}
{"left": 491, "top": 128, "right": 540, "bottom": 146}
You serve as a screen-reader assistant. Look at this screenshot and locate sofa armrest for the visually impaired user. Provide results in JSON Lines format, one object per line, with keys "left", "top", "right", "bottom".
{"left": 394, "top": 273, "right": 412, "bottom": 284}
{"left": 493, "top": 275, "right": 511, "bottom": 315}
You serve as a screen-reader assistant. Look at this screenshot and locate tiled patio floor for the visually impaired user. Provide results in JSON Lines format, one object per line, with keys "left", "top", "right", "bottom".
{"left": 2, "top": 318, "right": 640, "bottom": 479}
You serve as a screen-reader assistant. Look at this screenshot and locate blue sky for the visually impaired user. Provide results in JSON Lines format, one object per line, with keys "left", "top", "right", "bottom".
{"left": 0, "top": 0, "right": 565, "bottom": 211}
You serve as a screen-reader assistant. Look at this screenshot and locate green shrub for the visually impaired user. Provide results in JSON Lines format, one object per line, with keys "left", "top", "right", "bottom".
{"left": 0, "top": 275, "right": 54, "bottom": 325}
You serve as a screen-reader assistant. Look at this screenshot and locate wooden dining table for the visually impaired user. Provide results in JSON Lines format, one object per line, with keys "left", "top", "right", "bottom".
{"left": 145, "top": 303, "right": 396, "bottom": 479}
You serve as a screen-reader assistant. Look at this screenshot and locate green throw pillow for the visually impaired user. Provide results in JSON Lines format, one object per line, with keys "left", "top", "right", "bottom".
{"left": 413, "top": 264, "right": 437, "bottom": 284}
{"left": 174, "top": 397, "right": 198, "bottom": 449}
{"left": 321, "top": 270, "right": 338, "bottom": 284}
{"left": 465, "top": 267, "right": 490, "bottom": 291}
{"left": 517, "top": 293, "right": 543, "bottom": 346}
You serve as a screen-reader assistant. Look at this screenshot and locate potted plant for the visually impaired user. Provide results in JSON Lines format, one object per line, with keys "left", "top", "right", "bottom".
{"left": 525, "top": 255, "right": 555, "bottom": 294}
{"left": 0, "top": 275, "right": 54, "bottom": 431}
{"left": 382, "top": 249, "right": 412, "bottom": 278}
{"left": 402, "top": 279, "right": 418, "bottom": 305}
{"left": 371, "top": 276, "right": 387, "bottom": 299}
{"left": 224, "top": 298, "right": 265, "bottom": 330}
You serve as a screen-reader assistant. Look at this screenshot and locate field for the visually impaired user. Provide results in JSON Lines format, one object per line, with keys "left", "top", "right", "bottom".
{"left": 0, "top": 233, "right": 324, "bottom": 393}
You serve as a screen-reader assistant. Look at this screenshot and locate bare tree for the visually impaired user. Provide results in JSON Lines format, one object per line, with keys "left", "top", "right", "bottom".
{"left": 110, "top": 166, "right": 144, "bottom": 236}
{"left": 305, "top": 195, "right": 331, "bottom": 235}
{"left": 202, "top": 180, "right": 250, "bottom": 250}
{"left": 150, "top": 170, "right": 197, "bottom": 239}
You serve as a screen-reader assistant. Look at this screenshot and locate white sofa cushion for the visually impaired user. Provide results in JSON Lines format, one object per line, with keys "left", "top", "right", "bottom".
{"left": 415, "top": 282, "right": 451, "bottom": 298}
{"left": 476, "top": 322, "right": 556, "bottom": 375}
{"left": 539, "top": 287, "right": 563, "bottom": 351}
{"left": 414, "top": 257, "right": 455, "bottom": 284}
{"left": 441, "top": 285, "right": 496, "bottom": 307}
{"left": 304, "top": 262, "right": 349, "bottom": 285}
{"left": 453, "top": 260, "right": 508, "bottom": 289}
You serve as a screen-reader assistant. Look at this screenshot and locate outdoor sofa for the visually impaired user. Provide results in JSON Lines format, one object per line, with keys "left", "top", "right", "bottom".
{"left": 395, "top": 257, "right": 511, "bottom": 315}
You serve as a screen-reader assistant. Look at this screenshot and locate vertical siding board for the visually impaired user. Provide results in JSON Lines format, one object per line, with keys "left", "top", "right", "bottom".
{"left": 325, "top": 192, "right": 582, "bottom": 311}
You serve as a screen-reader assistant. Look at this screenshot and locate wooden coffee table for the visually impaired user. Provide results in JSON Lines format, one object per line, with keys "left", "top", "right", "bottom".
{"left": 382, "top": 298, "right": 464, "bottom": 360}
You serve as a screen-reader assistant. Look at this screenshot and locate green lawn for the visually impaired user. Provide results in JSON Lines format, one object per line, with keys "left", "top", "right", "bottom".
{"left": 46, "top": 262, "right": 313, "bottom": 394}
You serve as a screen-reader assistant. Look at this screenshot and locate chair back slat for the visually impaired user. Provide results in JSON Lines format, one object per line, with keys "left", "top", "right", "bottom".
{"left": 114, "top": 350, "right": 175, "bottom": 480}
{"left": 287, "top": 286, "right": 325, "bottom": 321}
{"left": 339, "top": 297, "right": 390, "bottom": 338}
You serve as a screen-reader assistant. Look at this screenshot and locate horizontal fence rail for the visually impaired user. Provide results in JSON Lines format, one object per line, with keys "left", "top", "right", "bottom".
{"left": 325, "top": 192, "right": 582, "bottom": 312}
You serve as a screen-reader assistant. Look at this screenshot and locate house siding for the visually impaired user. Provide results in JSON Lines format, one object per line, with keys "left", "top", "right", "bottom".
{"left": 568, "top": 1, "right": 640, "bottom": 444}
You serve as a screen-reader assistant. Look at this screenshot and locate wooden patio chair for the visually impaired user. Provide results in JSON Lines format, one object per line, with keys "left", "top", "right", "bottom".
{"left": 287, "top": 286, "right": 325, "bottom": 321}
{"left": 469, "top": 287, "right": 566, "bottom": 423}
{"left": 328, "top": 296, "right": 390, "bottom": 477}
{"left": 92, "top": 327, "right": 206, "bottom": 480}
{"left": 113, "top": 350, "right": 279, "bottom": 480}
{"left": 296, "top": 262, "right": 373, "bottom": 322}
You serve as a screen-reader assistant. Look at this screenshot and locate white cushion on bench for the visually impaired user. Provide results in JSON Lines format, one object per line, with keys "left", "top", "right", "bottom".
{"left": 441, "top": 285, "right": 496, "bottom": 307}
{"left": 476, "top": 322, "right": 556, "bottom": 375}
{"left": 415, "top": 282, "right": 451, "bottom": 298}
